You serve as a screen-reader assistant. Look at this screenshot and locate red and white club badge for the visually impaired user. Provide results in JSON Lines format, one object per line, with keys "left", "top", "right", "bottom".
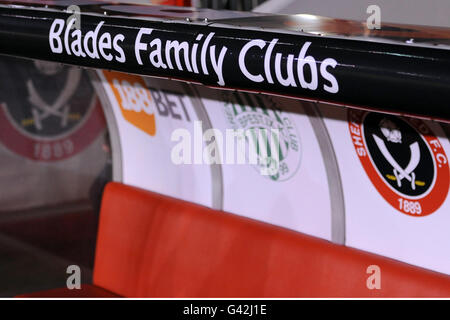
{"left": 348, "top": 110, "right": 449, "bottom": 216}
{"left": 0, "top": 58, "right": 105, "bottom": 161}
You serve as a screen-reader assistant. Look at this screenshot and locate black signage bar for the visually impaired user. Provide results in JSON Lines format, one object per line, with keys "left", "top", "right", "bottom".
{"left": 1, "top": 4, "right": 450, "bottom": 121}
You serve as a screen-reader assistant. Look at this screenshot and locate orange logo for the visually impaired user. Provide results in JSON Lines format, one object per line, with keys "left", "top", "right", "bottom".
{"left": 103, "top": 71, "right": 156, "bottom": 136}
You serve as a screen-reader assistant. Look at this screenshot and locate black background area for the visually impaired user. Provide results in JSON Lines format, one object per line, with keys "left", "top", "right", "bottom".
{"left": 363, "top": 113, "right": 434, "bottom": 197}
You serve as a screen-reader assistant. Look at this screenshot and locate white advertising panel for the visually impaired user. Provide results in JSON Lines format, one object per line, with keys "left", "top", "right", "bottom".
{"left": 97, "top": 71, "right": 214, "bottom": 207}
{"left": 319, "top": 103, "right": 450, "bottom": 274}
{"left": 196, "top": 86, "right": 337, "bottom": 241}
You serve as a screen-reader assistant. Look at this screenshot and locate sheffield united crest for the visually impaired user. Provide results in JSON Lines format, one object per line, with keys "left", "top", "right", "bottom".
{"left": 349, "top": 110, "right": 449, "bottom": 216}
{"left": 0, "top": 57, "right": 105, "bottom": 161}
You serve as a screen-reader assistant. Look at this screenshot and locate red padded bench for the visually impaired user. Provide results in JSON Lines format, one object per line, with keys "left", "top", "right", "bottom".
{"left": 18, "top": 182, "right": 450, "bottom": 297}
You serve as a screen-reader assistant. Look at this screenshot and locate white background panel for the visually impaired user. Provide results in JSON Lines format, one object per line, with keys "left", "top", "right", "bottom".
{"left": 97, "top": 71, "right": 213, "bottom": 207}
{"left": 197, "top": 86, "right": 332, "bottom": 240}
{"left": 319, "top": 103, "right": 450, "bottom": 274}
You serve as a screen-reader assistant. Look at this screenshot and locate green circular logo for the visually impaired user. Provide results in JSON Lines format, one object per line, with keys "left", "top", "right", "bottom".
{"left": 223, "top": 92, "right": 301, "bottom": 181}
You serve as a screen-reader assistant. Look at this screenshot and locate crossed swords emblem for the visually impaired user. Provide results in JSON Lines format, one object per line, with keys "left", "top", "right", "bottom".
{"left": 372, "top": 134, "right": 421, "bottom": 190}
{"left": 26, "top": 67, "right": 82, "bottom": 131}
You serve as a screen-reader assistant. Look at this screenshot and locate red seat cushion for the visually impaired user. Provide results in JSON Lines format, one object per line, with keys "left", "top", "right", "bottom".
{"left": 16, "top": 284, "right": 119, "bottom": 298}
{"left": 93, "top": 182, "right": 450, "bottom": 297}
